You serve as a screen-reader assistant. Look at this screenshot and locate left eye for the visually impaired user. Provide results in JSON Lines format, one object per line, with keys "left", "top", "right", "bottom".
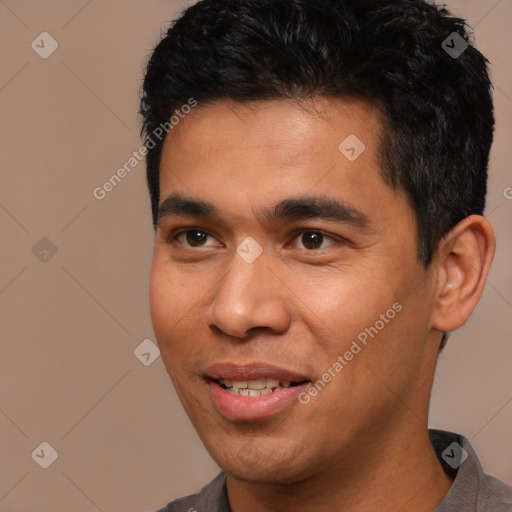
{"left": 289, "top": 230, "right": 337, "bottom": 251}
{"left": 171, "top": 229, "right": 337, "bottom": 251}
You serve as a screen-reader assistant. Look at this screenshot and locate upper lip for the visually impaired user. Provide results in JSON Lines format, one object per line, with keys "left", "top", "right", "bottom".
{"left": 204, "top": 362, "right": 310, "bottom": 382}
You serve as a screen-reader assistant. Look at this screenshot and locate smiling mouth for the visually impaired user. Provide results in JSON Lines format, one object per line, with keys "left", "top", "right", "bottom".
{"left": 217, "top": 377, "right": 307, "bottom": 397}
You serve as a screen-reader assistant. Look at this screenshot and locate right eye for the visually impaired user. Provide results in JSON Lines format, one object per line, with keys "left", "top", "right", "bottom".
{"left": 169, "top": 228, "right": 220, "bottom": 248}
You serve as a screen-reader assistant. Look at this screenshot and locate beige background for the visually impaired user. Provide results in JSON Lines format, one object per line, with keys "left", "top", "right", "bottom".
{"left": 0, "top": 0, "right": 511, "bottom": 510}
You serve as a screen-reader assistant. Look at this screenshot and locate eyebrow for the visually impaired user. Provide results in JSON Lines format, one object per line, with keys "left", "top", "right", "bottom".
{"left": 157, "top": 193, "right": 370, "bottom": 229}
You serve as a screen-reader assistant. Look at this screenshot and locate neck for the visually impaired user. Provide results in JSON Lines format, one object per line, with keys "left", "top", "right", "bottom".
{"left": 226, "top": 426, "right": 453, "bottom": 512}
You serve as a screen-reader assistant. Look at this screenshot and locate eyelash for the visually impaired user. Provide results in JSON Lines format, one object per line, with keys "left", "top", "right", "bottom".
{"left": 166, "top": 227, "right": 343, "bottom": 251}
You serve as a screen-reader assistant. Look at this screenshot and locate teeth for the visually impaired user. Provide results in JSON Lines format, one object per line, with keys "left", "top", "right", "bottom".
{"left": 247, "top": 378, "right": 266, "bottom": 390}
{"left": 218, "top": 377, "right": 299, "bottom": 394}
{"left": 265, "top": 377, "right": 280, "bottom": 388}
{"left": 226, "top": 387, "right": 280, "bottom": 397}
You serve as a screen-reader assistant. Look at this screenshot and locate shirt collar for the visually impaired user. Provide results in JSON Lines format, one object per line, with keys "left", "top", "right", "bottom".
{"left": 430, "top": 429, "right": 482, "bottom": 511}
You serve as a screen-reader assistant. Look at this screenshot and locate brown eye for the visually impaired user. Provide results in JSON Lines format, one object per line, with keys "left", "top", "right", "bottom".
{"left": 291, "top": 230, "right": 337, "bottom": 251}
{"left": 301, "top": 231, "right": 324, "bottom": 250}
{"left": 185, "top": 230, "right": 209, "bottom": 246}
{"left": 172, "top": 229, "right": 216, "bottom": 248}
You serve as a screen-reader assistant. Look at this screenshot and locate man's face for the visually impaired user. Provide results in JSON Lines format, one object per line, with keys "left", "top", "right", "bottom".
{"left": 150, "top": 98, "right": 440, "bottom": 483}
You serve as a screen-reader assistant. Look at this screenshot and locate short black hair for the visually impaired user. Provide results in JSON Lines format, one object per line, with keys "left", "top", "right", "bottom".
{"left": 140, "top": 0, "right": 494, "bottom": 270}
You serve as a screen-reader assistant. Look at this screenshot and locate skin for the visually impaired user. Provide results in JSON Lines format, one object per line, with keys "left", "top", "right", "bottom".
{"left": 149, "top": 98, "right": 495, "bottom": 512}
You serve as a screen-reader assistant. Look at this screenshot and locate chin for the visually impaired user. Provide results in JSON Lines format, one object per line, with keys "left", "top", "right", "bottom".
{"left": 206, "top": 436, "right": 316, "bottom": 484}
{"left": 226, "top": 464, "right": 301, "bottom": 484}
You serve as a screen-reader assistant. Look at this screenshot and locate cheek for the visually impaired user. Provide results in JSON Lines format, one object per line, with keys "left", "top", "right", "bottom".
{"left": 149, "top": 266, "right": 191, "bottom": 387}
{"left": 310, "top": 271, "right": 400, "bottom": 347}
{"left": 318, "top": 270, "right": 408, "bottom": 366}
{"left": 149, "top": 254, "right": 215, "bottom": 376}
{"left": 149, "top": 262, "right": 172, "bottom": 335}
{"left": 149, "top": 251, "right": 194, "bottom": 323}
{"left": 149, "top": 256, "right": 193, "bottom": 350}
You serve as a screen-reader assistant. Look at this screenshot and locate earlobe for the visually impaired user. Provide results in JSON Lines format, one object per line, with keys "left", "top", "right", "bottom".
{"left": 431, "top": 215, "right": 495, "bottom": 334}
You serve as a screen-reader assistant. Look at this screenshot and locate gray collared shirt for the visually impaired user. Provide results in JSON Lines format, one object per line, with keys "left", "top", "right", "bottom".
{"left": 156, "top": 429, "right": 512, "bottom": 511}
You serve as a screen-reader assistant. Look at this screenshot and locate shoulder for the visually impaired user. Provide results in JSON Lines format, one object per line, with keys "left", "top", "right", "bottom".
{"left": 154, "top": 472, "right": 228, "bottom": 512}
{"left": 155, "top": 493, "right": 199, "bottom": 512}
{"left": 481, "top": 473, "right": 512, "bottom": 510}
{"left": 429, "top": 428, "right": 512, "bottom": 511}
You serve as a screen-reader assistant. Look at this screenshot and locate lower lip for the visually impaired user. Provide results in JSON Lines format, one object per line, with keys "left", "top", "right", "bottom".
{"left": 208, "top": 380, "right": 310, "bottom": 420}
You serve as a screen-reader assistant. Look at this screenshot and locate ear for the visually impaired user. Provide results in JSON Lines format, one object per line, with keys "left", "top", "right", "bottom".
{"left": 431, "top": 215, "right": 495, "bottom": 333}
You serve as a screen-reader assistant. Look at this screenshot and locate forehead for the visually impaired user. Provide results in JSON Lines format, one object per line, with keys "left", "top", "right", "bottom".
{"left": 161, "top": 97, "right": 382, "bottom": 168}
{"left": 157, "top": 97, "right": 405, "bottom": 229}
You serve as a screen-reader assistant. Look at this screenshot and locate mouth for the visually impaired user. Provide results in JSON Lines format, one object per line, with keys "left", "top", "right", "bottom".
{"left": 216, "top": 377, "right": 306, "bottom": 397}
{"left": 204, "top": 363, "right": 311, "bottom": 420}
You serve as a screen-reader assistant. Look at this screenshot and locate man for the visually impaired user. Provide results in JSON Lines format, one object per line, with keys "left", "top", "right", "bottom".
{"left": 140, "top": 0, "right": 512, "bottom": 510}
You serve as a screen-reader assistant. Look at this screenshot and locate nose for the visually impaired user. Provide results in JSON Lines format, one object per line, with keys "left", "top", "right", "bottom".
{"left": 205, "top": 253, "right": 292, "bottom": 339}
